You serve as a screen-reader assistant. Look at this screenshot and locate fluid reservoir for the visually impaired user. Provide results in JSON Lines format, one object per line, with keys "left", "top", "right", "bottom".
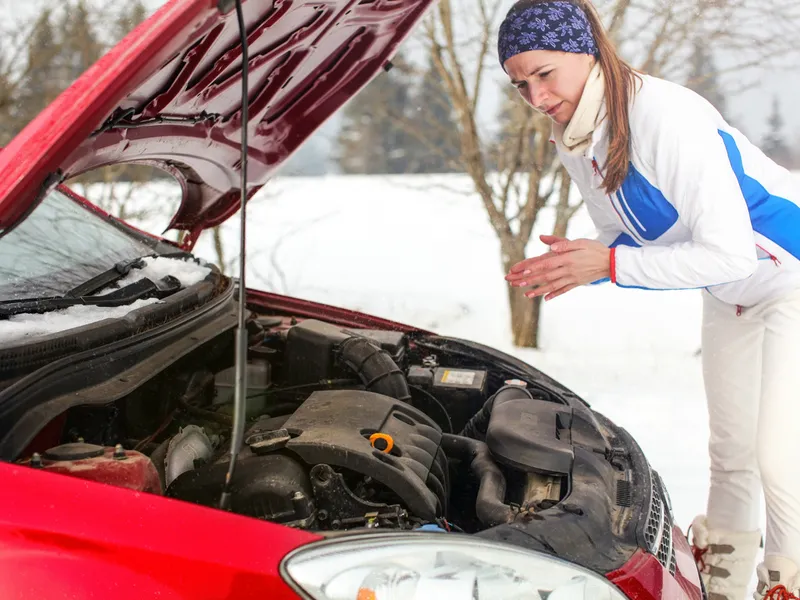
{"left": 213, "top": 361, "right": 271, "bottom": 417}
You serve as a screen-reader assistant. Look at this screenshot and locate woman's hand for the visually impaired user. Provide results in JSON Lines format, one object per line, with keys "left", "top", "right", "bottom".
{"left": 505, "top": 235, "right": 612, "bottom": 301}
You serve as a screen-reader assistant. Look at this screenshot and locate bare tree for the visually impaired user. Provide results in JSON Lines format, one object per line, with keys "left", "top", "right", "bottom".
{"left": 0, "top": 1, "right": 151, "bottom": 145}
{"left": 606, "top": 0, "right": 800, "bottom": 89}
{"left": 414, "top": 0, "right": 575, "bottom": 347}
{"left": 413, "top": 0, "right": 800, "bottom": 348}
{"left": 68, "top": 166, "right": 169, "bottom": 224}
{"left": 0, "top": 11, "right": 60, "bottom": 144}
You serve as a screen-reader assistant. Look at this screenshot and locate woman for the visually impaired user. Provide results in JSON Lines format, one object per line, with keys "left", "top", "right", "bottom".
{"left": 499, "top": 1, "right": 800, "bottom": 598}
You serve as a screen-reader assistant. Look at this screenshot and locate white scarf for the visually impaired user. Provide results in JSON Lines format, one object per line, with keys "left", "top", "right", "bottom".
{"left": 555, "top": 61, "right": 606, "bottom": 156}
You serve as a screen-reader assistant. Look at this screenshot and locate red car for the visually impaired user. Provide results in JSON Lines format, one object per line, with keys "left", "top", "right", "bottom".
{"left": 0, "top": 1, "right": 703, "bottom": 598}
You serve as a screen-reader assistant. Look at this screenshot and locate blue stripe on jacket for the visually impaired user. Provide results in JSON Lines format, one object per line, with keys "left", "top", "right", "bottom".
{"left": 617, "top": 165, "right": 679, "bottom": 241}
{"left": 719, "top": 130, "right": 800, "bottom": 260}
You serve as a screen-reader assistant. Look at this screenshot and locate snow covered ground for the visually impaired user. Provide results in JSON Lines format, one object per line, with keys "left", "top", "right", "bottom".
{"left": 74, "top": 172, "right": 773, "bottom": 586}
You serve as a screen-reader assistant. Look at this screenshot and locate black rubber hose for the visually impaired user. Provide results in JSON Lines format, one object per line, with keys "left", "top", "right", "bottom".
{"left": 460, "top": 384, "right": 534, "bottom": 440}
{"left": 338, "top": 337, "right": 411, "bottom": 402}
{"left": 441, "top": 433, "right": 513, "bottom": 527}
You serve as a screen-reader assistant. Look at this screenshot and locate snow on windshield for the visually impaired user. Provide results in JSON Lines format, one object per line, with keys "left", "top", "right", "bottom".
{"left": 1, "top": 256, "right": 212, "bottom": 345}
{"left": 1, "top": 299, "right": 163, "bottom": 345}
{"left": 97, "top": 256, "right": 212, "bottom": 295}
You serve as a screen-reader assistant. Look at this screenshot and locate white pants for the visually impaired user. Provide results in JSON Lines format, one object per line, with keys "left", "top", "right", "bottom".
{"left": 702, "top": 288, "right": 800, "bottom": 563}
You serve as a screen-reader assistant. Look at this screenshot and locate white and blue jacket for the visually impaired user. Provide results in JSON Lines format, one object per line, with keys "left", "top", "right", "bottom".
{"left": 555, "top": 73, "right": 800, "bottom": 309}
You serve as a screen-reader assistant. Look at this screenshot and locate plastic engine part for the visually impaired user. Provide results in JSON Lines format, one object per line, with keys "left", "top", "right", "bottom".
{"left": 485, "top": 396, "right": 574, "bottom": 475}
{"left": 285, "top": 319, "right": 349, "bottom": 385}
{"left": 166, "top": 452, "right": 314, "bottom": 525}
{"left": 281, "top": 389, "right": 448, "bottom": 520}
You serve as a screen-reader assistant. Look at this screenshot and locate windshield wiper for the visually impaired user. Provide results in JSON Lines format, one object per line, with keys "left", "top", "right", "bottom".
{"left": 0, "top": 275, "right": 181, "bottom": 319}
{"left": 65, "top": 256, "right": 147, "bottom": 298}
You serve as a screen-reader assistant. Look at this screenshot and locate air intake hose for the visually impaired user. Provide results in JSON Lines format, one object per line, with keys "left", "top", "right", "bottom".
{"left": 338, "top": 336, "right": 411, "bottom": 402}
{"left": 460, "top": 384, "right": 534, "bottom": 440}
{"left": 441, "top": 433, "right": 513, "bottom": 527}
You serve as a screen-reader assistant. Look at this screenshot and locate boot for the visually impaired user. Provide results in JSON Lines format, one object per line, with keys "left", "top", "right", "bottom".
{"left": 753, "top": 555, "right": 800, "bottom": 599}
{"left": 689, "top": 514, "right": 762, "bottom": 600}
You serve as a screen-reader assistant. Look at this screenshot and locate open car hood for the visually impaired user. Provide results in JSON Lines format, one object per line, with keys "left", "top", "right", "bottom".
{"left": 0, "top": 0, "right": 433, "bottom": 246}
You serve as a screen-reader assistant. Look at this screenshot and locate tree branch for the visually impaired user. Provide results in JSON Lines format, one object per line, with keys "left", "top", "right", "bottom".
{"left": 470, "top": 0, "right": 503, "bottom": 114}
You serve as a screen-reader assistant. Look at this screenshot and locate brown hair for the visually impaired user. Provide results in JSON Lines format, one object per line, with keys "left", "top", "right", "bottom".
{"left": 509, "top": 0, "right": 641, "bottom": 194}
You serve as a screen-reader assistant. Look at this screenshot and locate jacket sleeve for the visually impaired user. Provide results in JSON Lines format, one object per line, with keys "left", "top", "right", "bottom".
{"left": 612, "top": 112, "right": 758, "bottom": 290}
{"left": 564, "top": 163, "right": 637, "bottom": 284}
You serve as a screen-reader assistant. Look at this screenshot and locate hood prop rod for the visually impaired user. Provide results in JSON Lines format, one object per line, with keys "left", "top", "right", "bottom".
{"left": 220, "top": 0, "right": 249, "bottom": 511}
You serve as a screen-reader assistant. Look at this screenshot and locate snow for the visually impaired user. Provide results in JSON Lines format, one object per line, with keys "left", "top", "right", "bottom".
{"left": 97, "top": 256, "right": 212, "bottom": 295}
{"left": 0, "top": 298, "right": 162, "bottom": 344}
{"left": 74, "top": 172, "right": 791, "bottom": 590}
{"left": 2, "top": 256, "right": 211, "bottom": 344}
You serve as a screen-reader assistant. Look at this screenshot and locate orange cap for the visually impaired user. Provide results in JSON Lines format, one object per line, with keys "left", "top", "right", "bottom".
{"left": 369, "top": 433, "right": 394, "bottom": 454}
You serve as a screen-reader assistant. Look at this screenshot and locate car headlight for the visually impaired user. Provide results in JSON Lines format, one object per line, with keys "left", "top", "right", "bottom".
{"left": 281, "top": 533, "right": 628, "bottom": 600}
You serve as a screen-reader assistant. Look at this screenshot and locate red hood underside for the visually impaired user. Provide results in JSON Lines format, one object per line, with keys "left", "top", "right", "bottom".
{"left": 0, "top": 0, "right": 434, "bottom": 244}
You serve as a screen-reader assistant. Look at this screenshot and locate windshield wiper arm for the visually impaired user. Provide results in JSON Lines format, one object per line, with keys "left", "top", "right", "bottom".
{"left": 0, "top": 275, "right": 181, "bottom": 319}
{"left": 64, "top": 256, "right": 147, "bottom": 298}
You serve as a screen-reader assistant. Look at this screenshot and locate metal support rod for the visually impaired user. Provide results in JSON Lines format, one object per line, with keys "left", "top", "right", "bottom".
{"left": 220, "top": 0, "right": 249, "bottom": 511}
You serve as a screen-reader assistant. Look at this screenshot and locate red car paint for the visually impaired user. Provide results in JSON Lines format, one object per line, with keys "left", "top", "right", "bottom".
{"left": 607, "top": 531, "right": 703, "bottom": 599}
{"left": 0, "top": 460, "right": 318, "bottom": 600}
{"left": 245, "top": 287, "right": 433, "bottom": 334}
{"left": 0, "top": 0, "right": 435, "bottom": 248}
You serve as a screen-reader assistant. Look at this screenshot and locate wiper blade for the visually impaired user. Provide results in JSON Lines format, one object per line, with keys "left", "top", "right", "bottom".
{"left": 0, "top": 275, "right": 181, "bottom": 319}
{"left": 65, "top": 256, "right": 147, "bottom": 298}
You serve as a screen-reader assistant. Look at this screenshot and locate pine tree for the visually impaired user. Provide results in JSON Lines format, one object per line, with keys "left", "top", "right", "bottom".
{"left": 334, "top": 56, "right": 414, "bottom": 174}
{"left": 686, "top": 37, "right": 727, "bottom": 119}
{"left": 56, "top": 2, "right": 103, "bottom": 87}
{"left": 404, "top": 58, "right": 460, "bottom": 173}
{"left": 762, "top": 96, "right": 792, "bottom": 168}
{"left": 13, "top": 11, "right": 62, "bottom": 132}
{"left": 115, "top": 1, "right": 149, "bottom": 40}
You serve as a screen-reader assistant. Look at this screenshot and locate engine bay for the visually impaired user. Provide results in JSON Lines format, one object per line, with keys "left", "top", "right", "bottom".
{"left": 12, "top": 311, "right": 668, "bottom": 574}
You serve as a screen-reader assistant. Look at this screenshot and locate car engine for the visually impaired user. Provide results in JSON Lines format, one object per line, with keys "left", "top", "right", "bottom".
{"left": 13, "top": 314, "right": 668, "bottom": 575}
{"left": 166, "top": 388, "right": 449, "bottom": 530}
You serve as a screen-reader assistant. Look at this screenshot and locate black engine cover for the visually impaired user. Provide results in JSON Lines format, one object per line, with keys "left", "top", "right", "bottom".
{"left": 282, "top": 390, "right": 448, "bottom": 520}
{"left": 165, "top": 452, "right": 315, "bottom": 524}
{"left": 485, "top": 395, "right": 611, "bottom": 476}
{"left": 485, "top": 397, "right": 574, "bottom": 475}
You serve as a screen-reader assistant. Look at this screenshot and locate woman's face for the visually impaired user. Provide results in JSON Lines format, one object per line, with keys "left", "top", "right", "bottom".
{"left": 504, "top": 50, "right": 596, "bottom": 125}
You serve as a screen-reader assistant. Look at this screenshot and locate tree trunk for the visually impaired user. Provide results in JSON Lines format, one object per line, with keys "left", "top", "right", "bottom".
{"left": 213, "top": 226, "right": 225, "bottom": 275}
{"left": 552, "top": 167, "right": 573, "bottom": 238}
{"left": 504, "top": 244, "right": 542, "bottom": 348}
{"left": 509, "top": 285, "right": 542, "bottom": 347}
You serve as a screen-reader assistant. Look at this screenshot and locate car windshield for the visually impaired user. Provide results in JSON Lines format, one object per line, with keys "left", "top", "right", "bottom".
{"left": 0, "top": 188, "right": 155, "bottom": 301}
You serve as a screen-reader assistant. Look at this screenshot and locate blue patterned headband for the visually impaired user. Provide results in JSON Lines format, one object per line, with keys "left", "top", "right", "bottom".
{"left": 497, "top": 1, "right": 598, "bottom": 69}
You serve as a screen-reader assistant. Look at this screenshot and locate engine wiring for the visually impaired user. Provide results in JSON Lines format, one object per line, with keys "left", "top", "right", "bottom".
{"left": 245, "top": 378, "right": 360, "bottom": 400}
{"left": 134, "top": 409, "right": 178, "bottom": 452}
{"left": 409, "top": 384, "right": 454, "bottom": 434}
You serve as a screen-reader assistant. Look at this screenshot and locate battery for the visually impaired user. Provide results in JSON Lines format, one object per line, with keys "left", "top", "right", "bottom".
{"left": 431, "top": 367, "right": 488, "bottom": 434}
{"left": 434, "top": 368, "right": 487, "bottom": 390}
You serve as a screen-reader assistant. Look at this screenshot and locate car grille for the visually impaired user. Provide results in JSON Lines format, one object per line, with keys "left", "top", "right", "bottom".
{"left": 644, "top": 468, "right": 677, "bottom": 575}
